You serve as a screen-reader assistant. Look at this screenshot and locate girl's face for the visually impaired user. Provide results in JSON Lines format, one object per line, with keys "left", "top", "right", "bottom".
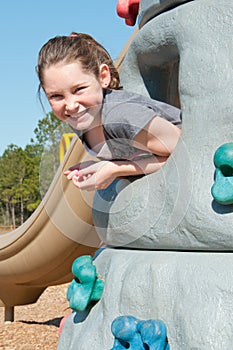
{"left": 43, "top": 60, "right": 110, "bottom": 130}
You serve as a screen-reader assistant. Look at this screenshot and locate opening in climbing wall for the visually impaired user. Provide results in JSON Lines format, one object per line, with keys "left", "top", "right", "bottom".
{"left": 137, "top": 44, "right": 180, "bottom": 109}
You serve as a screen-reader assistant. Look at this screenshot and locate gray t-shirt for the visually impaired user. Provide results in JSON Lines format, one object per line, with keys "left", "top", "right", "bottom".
{"left": 72, "top": 89, "right": 182, "bottom": 160}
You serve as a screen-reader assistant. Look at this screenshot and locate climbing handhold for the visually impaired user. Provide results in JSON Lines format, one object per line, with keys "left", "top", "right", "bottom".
{"left": 211, "top": 143, "right": 233, "bottom": 205}
{"left": 116, "top": 0, "right": 140, "bottom": 26}
{"left": 111, "top": 316, "right": 169, "bottom": 349}
{"left": 111, "top": 316, "right": 144, "bottom": 349}
{"left": 138, "top": 319, "right": 170, "bottom": 350}
{"left": 67, "top": 255, "right": 104, "bottom": 312}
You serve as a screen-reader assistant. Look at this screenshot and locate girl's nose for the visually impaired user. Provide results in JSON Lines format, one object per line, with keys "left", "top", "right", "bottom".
{"left": 65, "top": 97, "right": 79, "bottom": 113}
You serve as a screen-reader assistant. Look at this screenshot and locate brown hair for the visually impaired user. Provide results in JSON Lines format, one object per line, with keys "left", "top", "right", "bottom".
{"left": 37, "top": 32, "right": 121, "bottom": 93}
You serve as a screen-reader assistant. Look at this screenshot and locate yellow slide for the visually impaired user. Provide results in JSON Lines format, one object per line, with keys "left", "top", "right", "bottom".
{"left": 0, "top": 136, "right": 101, "bottom": 312}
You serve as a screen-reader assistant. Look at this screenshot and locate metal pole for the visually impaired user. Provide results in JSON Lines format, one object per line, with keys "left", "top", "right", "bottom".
{"left": 4, "top": 306, "right": 14, "bottom": 322}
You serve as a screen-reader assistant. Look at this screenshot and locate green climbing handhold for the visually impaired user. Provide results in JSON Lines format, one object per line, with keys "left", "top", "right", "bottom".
{"left": 211, "top": 143, "right": 233, "bottom": 205}
{"left": 67, "top": 255, "right": 104, "bottom": 312}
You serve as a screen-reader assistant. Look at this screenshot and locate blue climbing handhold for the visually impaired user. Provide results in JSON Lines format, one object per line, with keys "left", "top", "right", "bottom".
{"left": 138, "top": 319, "right": 170, "bottom": 350}
{"left": 111, "top": 316, "right": 144, "bottom": 349}
{"left": 111, "top": 316, "right": 169, "bottom": 349}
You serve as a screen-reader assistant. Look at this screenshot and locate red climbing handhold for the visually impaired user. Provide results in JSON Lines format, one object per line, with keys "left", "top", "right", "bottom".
{"left": 116, "top": 0, "right": 140, "bottom": 26}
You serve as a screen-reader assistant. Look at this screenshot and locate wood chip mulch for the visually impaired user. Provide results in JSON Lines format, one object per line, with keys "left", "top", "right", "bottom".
{"left": 0, "top": 283, "right": 70, "bottom": 350}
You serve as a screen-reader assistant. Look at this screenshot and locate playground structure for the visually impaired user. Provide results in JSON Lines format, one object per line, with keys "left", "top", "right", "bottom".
{"left": 1, "top": 0, "right": 233, "bottom": 348}
{"left": 59, "top": 133, "right": 75, "bottom": 163}
{"left": 58, "top": 1, "right": 233, "bottom": 349}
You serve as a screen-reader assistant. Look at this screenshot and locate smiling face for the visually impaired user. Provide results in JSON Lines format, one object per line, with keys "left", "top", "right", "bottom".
{"left": 43, "top": 60, "right": 111, "bottom": 131}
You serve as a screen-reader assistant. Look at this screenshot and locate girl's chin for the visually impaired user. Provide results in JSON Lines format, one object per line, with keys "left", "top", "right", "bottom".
{"left": 67, "top": 119, "right": 93, "bottom": 131}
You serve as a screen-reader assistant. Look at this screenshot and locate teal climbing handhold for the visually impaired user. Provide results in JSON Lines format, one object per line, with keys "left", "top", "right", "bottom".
{"left": 111, "top": 316, "right": 170, "bottom": 350}
{"left": 213, "top": 143, "right": 233, "bottom": 172}
{"left": 211, "top": 143, "right": 233, "bottom": 205}
{"left": 67, "top": 255, "right": 104, "bottom": 312}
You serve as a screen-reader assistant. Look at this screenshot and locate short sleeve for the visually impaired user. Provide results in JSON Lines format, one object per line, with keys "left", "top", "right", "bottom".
{"left": 103, "top": 102, "right": 157, "bottom": 141}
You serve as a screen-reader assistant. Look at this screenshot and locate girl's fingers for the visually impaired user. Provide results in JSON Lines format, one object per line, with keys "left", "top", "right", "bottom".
{"left": 65, "top": 171, "right": 79, "bottom": 180}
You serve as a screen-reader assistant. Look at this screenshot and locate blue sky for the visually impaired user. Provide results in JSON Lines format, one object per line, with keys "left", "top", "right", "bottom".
{"left": 0, "top": 1, "right": 135, "bottom": 156}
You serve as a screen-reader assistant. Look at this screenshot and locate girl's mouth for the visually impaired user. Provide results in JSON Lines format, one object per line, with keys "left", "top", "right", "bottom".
{"left": 66, "top": 109, "right": 89, "bottom": 121}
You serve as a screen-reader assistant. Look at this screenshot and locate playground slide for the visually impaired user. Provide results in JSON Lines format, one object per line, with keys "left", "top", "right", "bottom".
{"left": 0, "top": 136, "right": 101, "bottom": 308}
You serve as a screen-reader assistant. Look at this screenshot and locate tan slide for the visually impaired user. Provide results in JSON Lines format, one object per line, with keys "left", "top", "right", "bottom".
{"left": 0, "top": 136, "right": 101, "bottom": 315}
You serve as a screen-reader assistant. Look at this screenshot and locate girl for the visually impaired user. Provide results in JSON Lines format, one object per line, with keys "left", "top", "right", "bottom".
{"left": 37, "top": 32, "right": 181, "bottom": 191}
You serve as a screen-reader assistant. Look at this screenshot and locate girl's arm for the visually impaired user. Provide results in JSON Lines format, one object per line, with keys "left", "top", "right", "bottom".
{"left": 65, "top": 116, "right": 181, "bottom": 191}
{"left": 133, "top": 116, "right": 181, "bottom": 156}
{"left": 65, "top": 155, "right": 168, "bottom": 191}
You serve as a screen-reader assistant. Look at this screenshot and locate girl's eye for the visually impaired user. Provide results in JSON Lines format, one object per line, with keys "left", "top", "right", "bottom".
{"left": 75, "top": 86, "right": 87, "bottom": 93}
{"left": 49, "top": 94, "right": 63, "bottom": 101}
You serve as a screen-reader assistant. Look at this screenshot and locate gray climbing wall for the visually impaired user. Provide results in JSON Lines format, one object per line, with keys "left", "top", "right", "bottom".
{"left": 58, "top": 1, "right": 233, "bottom": 348}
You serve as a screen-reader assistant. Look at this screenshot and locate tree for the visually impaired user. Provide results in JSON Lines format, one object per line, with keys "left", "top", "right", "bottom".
{"left": 32, "top": 112, "right": 70, "bottom": 197}
{"left": 0, "top": 143, "right": 42, "bottom": 227}
{"left": 0, "top": 111, "right": 70, "bottom": 227}
{"left": 0, "top": 145, "right": 26, "bottom": 227}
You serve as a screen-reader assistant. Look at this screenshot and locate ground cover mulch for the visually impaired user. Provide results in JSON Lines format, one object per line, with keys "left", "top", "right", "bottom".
{"left": 0, "top": 283, "right": 70, "bottom": 350}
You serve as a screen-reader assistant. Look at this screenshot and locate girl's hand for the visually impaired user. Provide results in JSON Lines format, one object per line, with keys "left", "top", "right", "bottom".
{"left": 64, "top": 160, "right": 118, "bottom": 191}
{"left": 64, "top": 160, "right": 97, "bottom": 181}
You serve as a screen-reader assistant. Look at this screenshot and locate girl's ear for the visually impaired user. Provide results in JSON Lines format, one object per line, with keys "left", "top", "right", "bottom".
{"left": 99, "top": 64, "right": 111, "bottom": 88}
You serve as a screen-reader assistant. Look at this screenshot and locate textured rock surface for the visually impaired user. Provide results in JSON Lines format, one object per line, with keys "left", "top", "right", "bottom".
{"left": 58, "top": 248, "right": 233, "bottom": 349}
{"left": 93, "top": 0, "right": 233, "bottom": 250}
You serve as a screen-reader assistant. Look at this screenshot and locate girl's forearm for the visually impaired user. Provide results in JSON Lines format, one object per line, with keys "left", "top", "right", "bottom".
{"left": 109, "top": 155, "right": 169, "bottom": 178}
{"left": 65, "top": 156, "right": 169, "bottom": 191}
